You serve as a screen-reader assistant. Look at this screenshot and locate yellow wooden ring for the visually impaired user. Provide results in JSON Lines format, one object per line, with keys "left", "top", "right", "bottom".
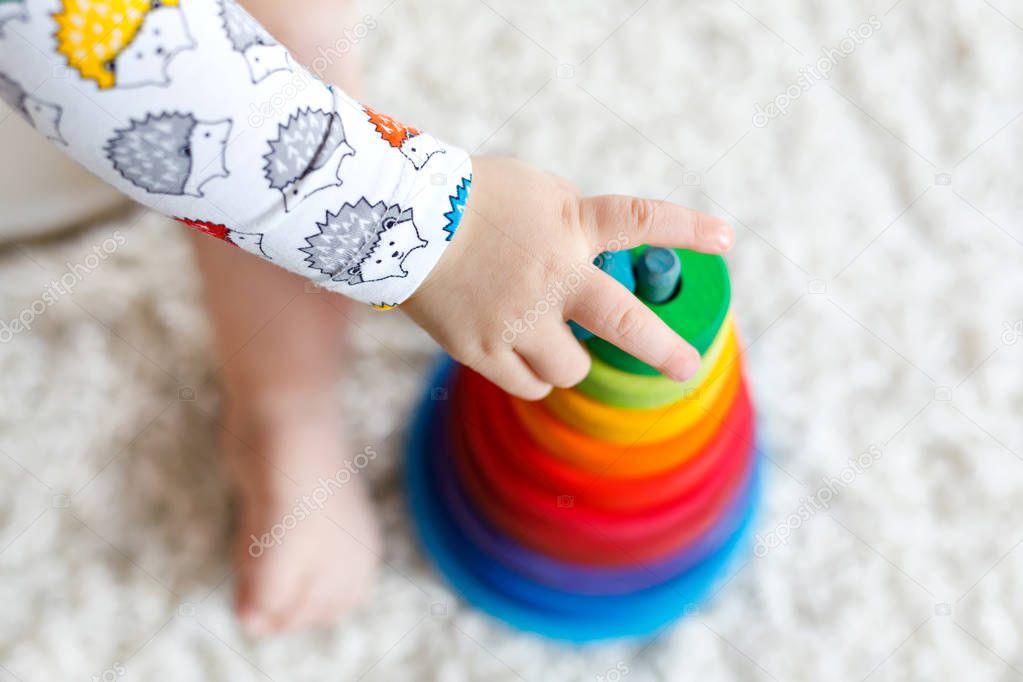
{"left": 511, "top": 359, "right": 745, "bottom": 476}
{"left": 576, "top": 314, "right": 733, "bottom": 409}
{"left": 528, "top": 329, "right": 740, "bottom": 445}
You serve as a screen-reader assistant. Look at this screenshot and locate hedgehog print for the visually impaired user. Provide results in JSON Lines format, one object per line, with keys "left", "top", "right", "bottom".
{"left": 301, "top": 199, "right": 427, "bottom": 286}
{"left": 0, "top": 0, "right": 27, "bottom": 35}
{"left": 106, "top": 112, "right": 232, "bottom": 197}
{"left": 219, "top": 0, "right": 290, "bottom": 83}
{"left": 0, "top": 72, "right": 66, "bottom": 144}
{"left": 443, "top": 175, "right": 472, "bottom": 242}
{"left": 53, "top": 0, "right": 194, "bottom": 90}
{"left": 176, "top": 218, "right": 270, "bottom": 258}
{"left": 263, "top": 108, "right": 355, "bottom": 212}
{"left": 364, "top": 105, "right": 445, "bottom": 170}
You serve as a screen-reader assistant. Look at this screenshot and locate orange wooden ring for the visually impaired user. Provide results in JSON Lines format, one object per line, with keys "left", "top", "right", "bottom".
{"left": 462, "top": 367, "right": 756, "bottom": 512}
{"left": 460, "top": 368, "right": 757, "bottom": 511}
{"left": 535, "top": 328, "right": 739, "bottom": 444}
{"left": 511, "top": 355, "right": 744, "bottom": 478}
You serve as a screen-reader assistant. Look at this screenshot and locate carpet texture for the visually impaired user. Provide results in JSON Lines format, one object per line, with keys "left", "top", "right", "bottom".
{"left": 2, "top": 0, "right": 1023, "bottom": 679}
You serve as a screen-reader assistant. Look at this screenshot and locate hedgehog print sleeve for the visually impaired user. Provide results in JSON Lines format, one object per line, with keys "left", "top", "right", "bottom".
{"left": 0, "top": 0, "right": 471, "bottom": 307}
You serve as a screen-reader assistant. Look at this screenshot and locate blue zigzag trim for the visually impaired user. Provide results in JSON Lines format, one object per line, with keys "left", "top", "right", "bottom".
{"left": 442, "top": 174, "right": 471, "bottom": 241}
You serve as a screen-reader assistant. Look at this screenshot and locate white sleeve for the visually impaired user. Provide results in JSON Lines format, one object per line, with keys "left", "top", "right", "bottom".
{"left": 0, "top": 0, "right": 472, "bottom": 308}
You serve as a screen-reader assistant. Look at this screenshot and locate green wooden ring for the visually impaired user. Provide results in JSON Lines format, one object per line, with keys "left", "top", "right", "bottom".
{"left": 585, "top": 248, "right": 731, "bottom": 376}
{"left": 577, "top": 316, "right": 733, "bottom": 409}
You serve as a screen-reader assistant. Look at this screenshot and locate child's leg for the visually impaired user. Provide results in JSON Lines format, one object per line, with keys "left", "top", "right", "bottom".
{"left": 189, "top": 0, "right": 379, "bottom": 635}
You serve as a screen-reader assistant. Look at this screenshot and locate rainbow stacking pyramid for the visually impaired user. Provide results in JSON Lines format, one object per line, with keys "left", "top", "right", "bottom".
{"left": 405, "top": 247, "right": 760, "bottom": 642}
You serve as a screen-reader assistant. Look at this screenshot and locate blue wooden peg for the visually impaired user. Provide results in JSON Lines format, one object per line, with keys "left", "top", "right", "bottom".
{"left": 635, "top": 247, "right": 681, "bottom": 304}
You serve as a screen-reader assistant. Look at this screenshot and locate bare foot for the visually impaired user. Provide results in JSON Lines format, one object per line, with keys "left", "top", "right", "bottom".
{"left": 222, "top": 396, "right": 381, "bottom": 635}
{"left": 189, "top": 0, "right": 375, "bottom": 636}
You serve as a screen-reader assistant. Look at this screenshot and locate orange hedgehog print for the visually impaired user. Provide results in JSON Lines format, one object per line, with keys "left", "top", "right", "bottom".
{"left": 364, "top": 105, "right": 446, "bottom": 170}
{"left": 53, "top": 0, "right": 195, "bottom": 90}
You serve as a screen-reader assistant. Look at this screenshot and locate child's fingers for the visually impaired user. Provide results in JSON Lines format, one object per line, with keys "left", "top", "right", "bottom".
{"left": 516, "top": 324, "right": 592, "bottom": 388}
{"left": 566, "top": 271, "right": 701, "bottom": 382}
{"left": 469, "top": 350, "right": 553, "bottom": 401}
{"left": 578, "top": 195, "right": 733, "bottom": 255}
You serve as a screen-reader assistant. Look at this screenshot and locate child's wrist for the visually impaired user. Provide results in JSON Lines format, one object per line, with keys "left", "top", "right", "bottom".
{"left": 382, "top": 152, "right": 474, "bottom": 308}
{"left": 310, "top": 116, "right": 473, "bottom": 309}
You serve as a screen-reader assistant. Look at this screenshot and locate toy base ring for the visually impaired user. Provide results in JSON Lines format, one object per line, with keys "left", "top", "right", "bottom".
{"left": 404, "top": 357, "right": 762, "bottom": 642}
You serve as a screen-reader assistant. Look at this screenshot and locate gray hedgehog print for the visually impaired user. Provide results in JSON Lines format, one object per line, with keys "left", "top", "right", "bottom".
{"left": 301, "top": 199, "right": 427, "bottom": 285}
{"left": 106, "top": 112, "right": 232, "bottom": 197}
{"left": 0, "top": 72, "right": 66, "bottom": 144}
{"left": 263, "top": 108, "right": 355, "bottom": 212}
{"left": 220, "top": 0, "right": 289, "bottom": 83}
{"left": 0, "top": 0, "right": 26, "bottom": 35}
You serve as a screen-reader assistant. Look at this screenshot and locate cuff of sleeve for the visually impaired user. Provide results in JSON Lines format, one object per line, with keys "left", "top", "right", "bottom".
{"left": 321, "top": 149, "right": 473, "bottom": 308}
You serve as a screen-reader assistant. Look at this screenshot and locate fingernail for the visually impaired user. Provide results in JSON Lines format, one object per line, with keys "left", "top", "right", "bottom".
{"left": 716, "top": 226, "right": 734, "bottom": 251}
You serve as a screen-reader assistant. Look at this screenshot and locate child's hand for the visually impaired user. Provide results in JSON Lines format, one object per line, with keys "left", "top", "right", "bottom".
{"left": 403, "top": 156, "right": 734, "bottom": 400}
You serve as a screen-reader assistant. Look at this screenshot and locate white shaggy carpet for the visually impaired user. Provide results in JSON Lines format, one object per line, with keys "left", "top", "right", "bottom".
{"left": 3, "top": 0, "right": 1023, "bottom": 679}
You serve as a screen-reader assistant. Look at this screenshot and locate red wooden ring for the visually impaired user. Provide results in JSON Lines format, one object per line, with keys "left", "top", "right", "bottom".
{"left": 451, "top": 420, "right": 754, "bottom": 566}
{"left": 465, "top": 400, "right": 752, "bottom": 544}
{"left": 457, "top": 375, "right": 754, "bottom": 545}
{"left": 448, "top": 375, "right": 756, "bottom": 565}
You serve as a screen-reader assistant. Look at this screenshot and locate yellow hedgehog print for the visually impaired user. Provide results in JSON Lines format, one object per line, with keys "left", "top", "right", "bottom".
{"left": 53, "top": 0, "right": 195, "bottom": 90}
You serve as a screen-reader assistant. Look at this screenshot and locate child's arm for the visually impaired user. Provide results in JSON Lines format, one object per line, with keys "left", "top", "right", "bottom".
{"left": 0, "top": 0, "right": 469, "bottom": 307}
{"left": 0, "top": 0, "right": 733, "bottom": 398}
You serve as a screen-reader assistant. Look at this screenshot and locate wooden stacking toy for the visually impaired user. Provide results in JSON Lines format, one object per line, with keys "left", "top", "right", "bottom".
{"left": 405, "top": 246, "right": 760, "bottom": 642}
